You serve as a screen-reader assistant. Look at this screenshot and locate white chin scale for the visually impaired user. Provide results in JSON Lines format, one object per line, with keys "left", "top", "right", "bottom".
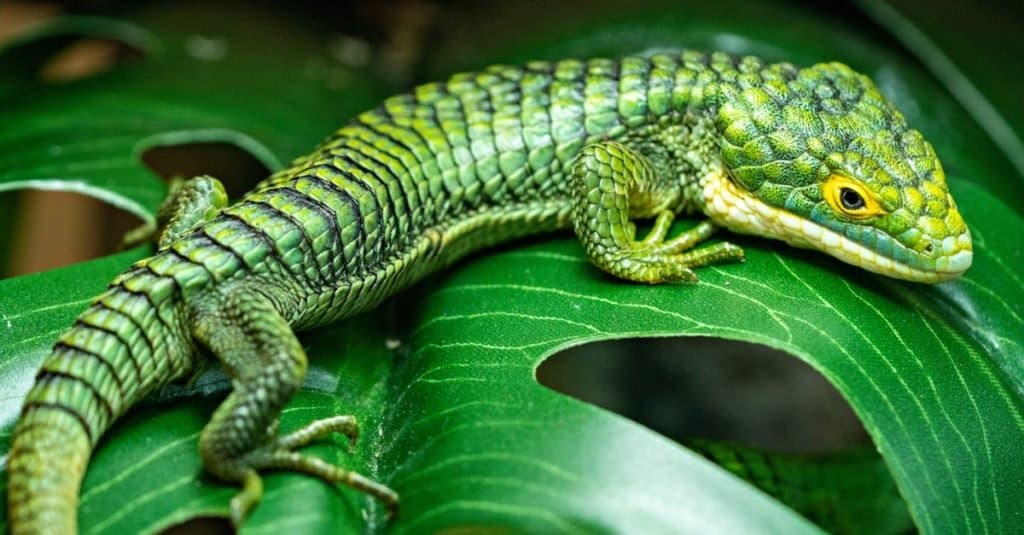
{"left": 700, "top": 170, "right": 972, "bottom": 283}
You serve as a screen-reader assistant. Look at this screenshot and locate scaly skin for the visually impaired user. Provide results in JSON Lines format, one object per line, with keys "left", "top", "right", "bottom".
{"left": 6, "top": 50, "right": 970, "bottom": 533}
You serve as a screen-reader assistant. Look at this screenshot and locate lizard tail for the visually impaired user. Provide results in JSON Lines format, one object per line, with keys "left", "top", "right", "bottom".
{"left": 7, "top": 404, "right": 91, "bottom": 534}
{"left": 7, "top": 261, "right": 197, "bottom": 534}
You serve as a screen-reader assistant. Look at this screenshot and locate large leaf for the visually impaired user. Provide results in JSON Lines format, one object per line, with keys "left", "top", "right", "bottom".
{"left": 388, "top": 180, "right": 1024, "bottom": 535}
{"left": 2, "top": 2, "right": 1022, "bottom": 534}
{"left": 0, "top": 250, "right": 819, "bottom": 534}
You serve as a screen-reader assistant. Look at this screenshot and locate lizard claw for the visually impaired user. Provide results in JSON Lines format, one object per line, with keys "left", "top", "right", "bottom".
{"left": 217, "top": 415, "right": 398, "bottom": 526}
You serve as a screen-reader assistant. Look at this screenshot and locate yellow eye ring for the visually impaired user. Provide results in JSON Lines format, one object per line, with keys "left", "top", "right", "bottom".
{"left": 822, "top": 174, "right": 885, "bottom": 219}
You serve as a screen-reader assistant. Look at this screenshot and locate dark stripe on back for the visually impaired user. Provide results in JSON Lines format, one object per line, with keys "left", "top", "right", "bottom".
{"left": 245, "top": 193, "right": 324, "bottom": 288}
{"left": 353, "top": 118, "right": 431, "bottom": 224}
{"left": 324, "top": 162, "right": 383, "bottom": 262}
{"left": 110, "top": 280, "right": 174, "bottom": 337}
{"left": 299, "top": 169, "right": 366, "bottom": 274}
{"left": 277, "top": 177, "right": 347, "bottom": 278}
{"left": 335, "top": 152, "right": 404, "bottom": 251}
{"left": 339, "top": 137, "right": 419, "bottom": 238}
{"left": 207, "top": 214, "right": 278, "bottom": 272}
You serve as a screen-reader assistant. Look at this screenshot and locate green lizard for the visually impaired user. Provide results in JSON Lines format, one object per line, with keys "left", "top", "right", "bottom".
{"left": 6, "top": 50, "right": 971, "bottom": 533}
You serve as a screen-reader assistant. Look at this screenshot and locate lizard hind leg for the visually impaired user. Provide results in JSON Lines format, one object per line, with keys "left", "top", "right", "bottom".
{"left": 571, "top": 141, "right": 745, "bottom": 283}
{"left": 187, "top": 281, "right": 398, "bottom": 527}
{"left": 122, "top": 175, "right": 229, "bottom": 249}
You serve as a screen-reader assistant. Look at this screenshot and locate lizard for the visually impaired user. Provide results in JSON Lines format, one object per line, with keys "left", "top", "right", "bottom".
{"left": 5, "top": 50, "right": 972, "bottom": 533}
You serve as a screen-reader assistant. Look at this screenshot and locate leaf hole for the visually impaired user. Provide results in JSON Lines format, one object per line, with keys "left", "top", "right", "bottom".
{"left": 1, "top": 189, "right": 144, "bottom": 277}
{"left": 38, "top": 36, "right": 145, "bottom": 82}
{"left": 0, "top": 6, "right": 150, "bottom": 84}
{"left": 538, "top": 338, "right": 913, "bottom": 533}
{"left": 140, "top": 141, "right": 273, "bottom": 198}
{"left": 537, "top": 337, "right": 870, "bottom": 454}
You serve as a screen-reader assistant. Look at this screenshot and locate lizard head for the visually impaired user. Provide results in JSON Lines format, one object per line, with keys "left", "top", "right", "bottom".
{"left": 705, "top": 61, "right": 972, "bottom": 283}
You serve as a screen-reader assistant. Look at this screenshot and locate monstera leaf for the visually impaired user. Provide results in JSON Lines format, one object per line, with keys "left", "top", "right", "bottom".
{"left": 1, "top": 2, "right": 1021, "bottom": 534}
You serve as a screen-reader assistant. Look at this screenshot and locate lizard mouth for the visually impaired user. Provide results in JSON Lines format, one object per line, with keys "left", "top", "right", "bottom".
{"left": 700, "top": 169, "right": 973, "bottom": 283}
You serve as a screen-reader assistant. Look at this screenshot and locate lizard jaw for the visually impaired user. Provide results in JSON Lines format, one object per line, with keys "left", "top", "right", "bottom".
{"left": 700, "top": 169, "right": 973, "bottom": 283}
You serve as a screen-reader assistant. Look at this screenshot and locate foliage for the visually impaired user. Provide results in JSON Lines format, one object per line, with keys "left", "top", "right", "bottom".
{"left": 0, "top": 2, "right": 1020, "bottom": 533}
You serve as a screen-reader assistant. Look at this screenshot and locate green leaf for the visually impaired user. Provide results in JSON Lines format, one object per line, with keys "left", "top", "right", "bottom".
{"left": 0, "top": 5, "right": 382, "bottom": 221}
{"left": 2, "top": 2, "right": 1022, "bottom": 535}
{"left": 396, "top": 180, "right": 1024, "bottom": 535}
{"left": 0, "top": 251, "right": 820, "bottom": 534}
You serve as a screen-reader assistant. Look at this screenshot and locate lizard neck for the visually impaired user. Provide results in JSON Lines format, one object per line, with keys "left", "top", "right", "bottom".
{"left": 612, "top": 50, "right": 789, "bottom": 216}
{"left": 618, "top": 111, "right": 722, "bottom": 215}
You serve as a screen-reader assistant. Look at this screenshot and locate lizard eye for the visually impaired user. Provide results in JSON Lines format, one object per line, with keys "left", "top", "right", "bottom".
{"left": 839, "top": 188, "right": 865, "bottom": 210}
{"left": 822, "top": 174, "right": 884, "bottom": 219}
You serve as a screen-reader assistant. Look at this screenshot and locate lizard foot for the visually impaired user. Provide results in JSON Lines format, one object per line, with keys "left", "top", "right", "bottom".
{"left": 610, "top": 214, "right": 746, "bottom": 283}
{"left": 222, "top": 415, "right": 398, "bottom": 527}
{"left": 570, "top": 141, "right": 745, "bottom": 284}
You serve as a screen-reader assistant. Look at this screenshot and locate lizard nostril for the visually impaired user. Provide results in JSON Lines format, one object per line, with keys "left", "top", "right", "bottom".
{"left": 924, "top": 243, "right": 934, "bottom": 254}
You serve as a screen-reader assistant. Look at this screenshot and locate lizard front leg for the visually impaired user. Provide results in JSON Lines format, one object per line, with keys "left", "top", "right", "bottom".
{"left": 571, "top": 141, "right": 744, "bottom": 283}
{"left": 187, "top": 280, "right": 398, "bottom": 526}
